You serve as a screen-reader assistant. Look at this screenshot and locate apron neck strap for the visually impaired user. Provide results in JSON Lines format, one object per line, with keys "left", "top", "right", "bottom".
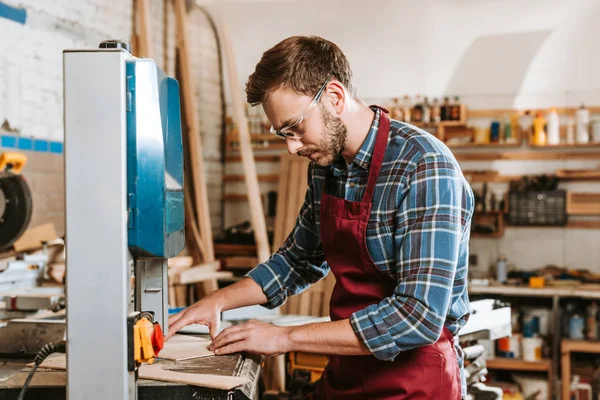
{"left": 361, "top": 106, "right": 391, "bottom": 202}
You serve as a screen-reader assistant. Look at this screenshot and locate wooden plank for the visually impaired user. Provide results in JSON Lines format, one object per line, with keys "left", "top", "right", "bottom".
{"left": 455, "top": 151, "right": 600, "bottom": 161}
{"left": 214, "top": 243, "right": 257, "bottom": 256}
{"left": 226, "top": 155, "right": 280, "bottom": 163}
{"left": 174, "top": 0, "right": 214, "bottom": 263}
{"left": 184, "top": 192, "right": 207, "bottom": 261}
{"left": 567, "top": 220, "right": 600, "bottom": 229}
{"left": 486, "top": 358, "right": 551, "bottom": 372}
{"left": 169, "top": 261, "right": 221, "bottom": 284}
{"left": 273, "top": 155, "right": 291, "bottom": 251}
{"left": 223, "top": 174, "right": 279, "bottom": 183}
{"left": 13, "top": 223, "right": 57, "bottom": 252}
{"left": 167, "top": 256, "right": 194, "bottom": 269}
{"left": 567, "top": 193, "right": 600, "bottom": 215}
{"left": 159, "top": 334, "right": 214, "bottom": 361}
{"left": 135, "top": 0, "right": 152, "bottom": 58}
{"left": 557, "top": 169, "right": 600, "bottom": 180}
{"left": 223, "top": 256, "right": 258, "bottom": 269}
{"left": 36, "top": 354, "right": 247, "bottom": 390}
{"left": 216, "top": 13, "right": 270, "bottom": 264}
{"left": 468, "top": 106, "right": 600, "bottom": 119}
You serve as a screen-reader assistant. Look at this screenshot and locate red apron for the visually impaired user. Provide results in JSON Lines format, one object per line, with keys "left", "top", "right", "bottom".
{"left": 308, "top": 108, "right": 462, "bottom": 400}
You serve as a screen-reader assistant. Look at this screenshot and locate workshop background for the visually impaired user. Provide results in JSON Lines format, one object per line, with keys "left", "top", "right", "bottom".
{"left": 2, "top": 0, "right": 600, "bottom": 399}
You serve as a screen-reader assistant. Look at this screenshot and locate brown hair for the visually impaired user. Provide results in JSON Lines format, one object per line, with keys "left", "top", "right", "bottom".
{"left": 246, "top": 36, "right": 356, "bottom": 105}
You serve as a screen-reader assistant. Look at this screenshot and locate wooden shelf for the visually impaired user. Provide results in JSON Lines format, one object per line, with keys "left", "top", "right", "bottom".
{"left": 447, "top": 142, "right": 521, "bottom": 149}
{"left": 223, "top": 174, "right": 280, "bottom": 183}
{"left": 226, "top": 155, "right": 280, "bottom": 163}
{"left": 562, "top": 339, "right": 600, "bottom": 353}
{"left": 530, "top": 143, "right": 600, "bottom": 149}
{"left": 486, "top": 358, "right": 552, "bottom": 372}
{"left": 214, "top": 243, "right": 257, "bottom": 256}
{"left": 455, "top": 151, "right": 600, "bottom": 161}
{"left": 468, "top": 106, "right": 600, "bottom": 119}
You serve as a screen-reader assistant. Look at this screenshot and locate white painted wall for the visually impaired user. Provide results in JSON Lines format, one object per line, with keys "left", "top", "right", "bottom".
{"left": 213, "top": 0, "right": 600, "bottom": 273}
{"left": 1, "top": 0, "right": 224, "bottom": 233}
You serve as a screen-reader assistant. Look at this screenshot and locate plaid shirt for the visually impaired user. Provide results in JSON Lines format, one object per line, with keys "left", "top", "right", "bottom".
{"left": 247, "top": 107, "right": 474, "bottom": 394}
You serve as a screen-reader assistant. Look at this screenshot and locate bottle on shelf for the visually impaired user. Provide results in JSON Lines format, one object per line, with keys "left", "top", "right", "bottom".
{"left": 519, "top": 110, "right": 534, "bottom": 145}
{"left": 502, "top": 114, "right": 512, "bottom": 143}
{"left": 422, "top": 97, "right": 431, "bottom": 124}
{"left": 390, "top": 97, "right": 403, "bottom": 121}
{"left": 588, "top": 301, "right": 598, "bottom": 340}
{"left": 533, "top": 110, "right": 547, "bottom": 146}
{"left": 402, "top": 95, "right": 412, "bottom": 123}
{"left": 431, "top": 98, "right": 441, "bottom": 123}
{"left": 451, "top": 96, "right": 461, "bottom": 121}
{"left": 566, "top": 115, "right": 575, "bottom": 144}
{"left": 576, "top": 103, "right": 590, "bottom": 144}
{"left": 412, "top": 95, "right": 423, "bottom": 123}
{"left": 490, "top": 120, "right": 500, "bottom": 143}
{"left": 570, "top": 312, "right": 586, "bottom": 340}
{"left": 442, "top": 97, "right": 451, "bottom": 121}
{"left": 546, "top": 107, "right": 560, "bottom": 145}
{"left": 495, "top": 255, "right": 508, "bottom": 284}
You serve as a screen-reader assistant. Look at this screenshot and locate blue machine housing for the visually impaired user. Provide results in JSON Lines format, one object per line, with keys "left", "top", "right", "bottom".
{"left": 126, "top": 58, "right": 185, "bottom": 258}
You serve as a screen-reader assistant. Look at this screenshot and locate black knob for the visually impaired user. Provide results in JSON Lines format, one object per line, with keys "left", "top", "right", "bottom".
{"left": 99, "top": 40, "right": 131, "bottom": 54}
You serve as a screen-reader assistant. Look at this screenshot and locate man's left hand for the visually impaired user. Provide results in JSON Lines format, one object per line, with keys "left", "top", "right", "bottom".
{"left": 208, "top": 320, "right": 291, "bottom": 356}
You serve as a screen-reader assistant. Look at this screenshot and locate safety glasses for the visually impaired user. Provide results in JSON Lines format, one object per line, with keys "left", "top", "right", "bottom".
{"left": 269, "top": 74, "right": 333, "bottom": 139}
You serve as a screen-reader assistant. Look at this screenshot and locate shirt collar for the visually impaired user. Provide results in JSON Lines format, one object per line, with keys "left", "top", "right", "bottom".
{"left": 330, "top": 106, "right": 381, "bottom": 176}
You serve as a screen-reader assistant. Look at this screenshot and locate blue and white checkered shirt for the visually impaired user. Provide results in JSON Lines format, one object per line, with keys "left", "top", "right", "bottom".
{"left": 247, "top": 108, "right": 474, "bottom": 395}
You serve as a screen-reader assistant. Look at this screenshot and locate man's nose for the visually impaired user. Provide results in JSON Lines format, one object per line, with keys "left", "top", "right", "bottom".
{"left": 286, "top": 138, "right": 303, "bottom": 155}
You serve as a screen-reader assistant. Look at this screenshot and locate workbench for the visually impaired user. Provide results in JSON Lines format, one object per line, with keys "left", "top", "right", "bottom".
{"left": 0, "top": 352, "right": 261, "bottom": 400}
{"left": 469, "top": 283, "right": 600, "bottom": 399}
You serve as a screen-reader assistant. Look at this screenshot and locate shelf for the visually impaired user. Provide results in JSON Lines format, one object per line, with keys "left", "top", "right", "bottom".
{"left": 455, "top": 151, "right": 600, "bottom": 161}
{"left": 486, "top": 358, "right": 552, "bottom": 372}
{"left": 223, "top": 174, "right": 280, "bottom": 183}
{"left": 530, "top": 143, "right": 600, "bottom": 149}
{"left": 447, "top": 142, "right": 521, "bottom": 149}
{"left": 468, "top": 106, "right": 600, "bottom": 119}
{"left": 226, "top": 155, "right": 280, "bottom": 163}
{"left": 469, "top": 284, "right": 600, "bottom": 299}
{"left": 562, "top": 339, "right": 600, "bottom": 353}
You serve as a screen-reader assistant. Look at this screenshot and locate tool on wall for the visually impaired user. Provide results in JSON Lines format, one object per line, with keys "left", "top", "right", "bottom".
{"left": 0, "top": 152, "right": 32, "bottom": 252}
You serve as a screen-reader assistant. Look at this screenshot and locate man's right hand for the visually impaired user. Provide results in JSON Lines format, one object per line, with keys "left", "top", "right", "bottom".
{"left": 165, "top": 277, "right": 269, "bottom": 341}
{"left": 166, "top": 294, "right": 223, "bottom": 341}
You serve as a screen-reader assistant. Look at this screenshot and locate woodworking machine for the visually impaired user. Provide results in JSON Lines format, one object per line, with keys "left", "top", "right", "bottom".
{"left": 63, "top": 40, "right": 184, "bottom": 399}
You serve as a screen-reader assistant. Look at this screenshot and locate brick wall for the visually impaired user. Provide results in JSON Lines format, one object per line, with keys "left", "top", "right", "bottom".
{"left": 0, "top": 0, "right": 224, "bottom": 237}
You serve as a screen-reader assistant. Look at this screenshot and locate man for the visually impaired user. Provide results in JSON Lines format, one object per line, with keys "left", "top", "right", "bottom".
{"left": 169, "top": 36, "right": 474, "bottom": 399}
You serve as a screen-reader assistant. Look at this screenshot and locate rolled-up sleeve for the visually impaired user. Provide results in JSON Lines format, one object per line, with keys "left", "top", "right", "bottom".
{"left": 246, "top": 164, "right": 328, "bottom": 309}
{"left": 350, "top": 153, "right": 473, "bottom": 361}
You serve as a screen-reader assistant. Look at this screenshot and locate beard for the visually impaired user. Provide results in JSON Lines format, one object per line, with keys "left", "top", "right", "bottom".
{"left": 297, "top": 102, "right": 347, "bottom": 166}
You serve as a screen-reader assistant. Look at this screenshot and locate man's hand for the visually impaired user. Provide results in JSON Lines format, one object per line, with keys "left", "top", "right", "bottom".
{"left": 167, "top": 296, "right": 223, "bottom": 341}
{"left": 208, "top": 320, "right": 291, "bottom": 357}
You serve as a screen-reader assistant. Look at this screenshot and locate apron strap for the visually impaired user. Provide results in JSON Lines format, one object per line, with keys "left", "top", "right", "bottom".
{"left": 323, "top": 106, "right": 391, "bottom": 199}
{"left": 361, "top": 107, "right": 391, "bottom": 203}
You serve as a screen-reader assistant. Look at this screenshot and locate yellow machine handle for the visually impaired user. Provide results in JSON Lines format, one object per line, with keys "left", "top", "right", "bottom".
{"left": 0, "top": 152, "right": 27, "bottom": 174}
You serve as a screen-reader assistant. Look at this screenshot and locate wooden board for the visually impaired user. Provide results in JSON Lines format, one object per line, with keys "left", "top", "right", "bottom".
{"left": 216, "top": 12, "right": 270, "bottom": 263}
{"left": 35, "top": 354, "right": 247, "bottom": 390}
{"left": 174, "top": 0, "right": 214, "bottom": 263}
{"left": 13, "top": 223, "right": 58, "bottom": 252}
{"left": 566, "top": 192, "right": 600, "bottom": 215}
{"left": 159, "top": 334, "right": 214, "bottom": 361}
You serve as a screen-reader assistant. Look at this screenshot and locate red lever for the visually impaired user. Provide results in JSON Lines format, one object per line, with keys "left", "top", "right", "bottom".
{"left": 151, "top": 323, "right": 164, "bottom": 356}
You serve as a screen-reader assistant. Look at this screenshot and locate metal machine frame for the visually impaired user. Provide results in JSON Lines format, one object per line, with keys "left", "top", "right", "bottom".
{"left": 64, "top": 44, "right": 183, "bottom": 399}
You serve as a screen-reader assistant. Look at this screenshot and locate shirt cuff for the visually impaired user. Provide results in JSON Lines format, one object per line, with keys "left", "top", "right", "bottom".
{"left": 350, "top": 304, "right": 401, "bottom": 361}
{"left": 245, "top": 264, "right": 287, "bottom": 309}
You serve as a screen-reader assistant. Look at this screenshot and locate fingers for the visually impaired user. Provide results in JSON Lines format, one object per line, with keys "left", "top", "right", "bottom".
{"left": 214, "top": 340, "right": 246, "bottom": 355}
{"left": 166, "top": 311, "right": 194, "bottom": 340}
{"left": 210, "top": 328, "right": 246, "bottom": 352}
{"left": 209, "top": 318, "right": 220, "bottom": 340}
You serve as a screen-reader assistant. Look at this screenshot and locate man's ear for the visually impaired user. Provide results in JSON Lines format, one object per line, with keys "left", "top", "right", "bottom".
{"left": 324, "top": 80, "right": 345, "bottom": 116}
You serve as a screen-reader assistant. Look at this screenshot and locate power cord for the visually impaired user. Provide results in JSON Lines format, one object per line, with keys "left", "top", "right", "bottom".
{"left": 17, "top": 340, "right": 66, "bottom": 400}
